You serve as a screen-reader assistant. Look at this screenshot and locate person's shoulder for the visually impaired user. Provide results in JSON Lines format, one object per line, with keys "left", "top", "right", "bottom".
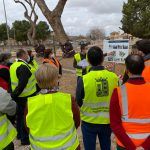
{"left": 0, "top": 87, "right": 7, "bottom": 95}
{"left": 56, "top": 92, "right": 71, "bottom": 98}
{"left": 74, "top": 53, "right": 80, "bottom": 57}
{"left": 105, "top": 70, "right": 118, "bottom": 77}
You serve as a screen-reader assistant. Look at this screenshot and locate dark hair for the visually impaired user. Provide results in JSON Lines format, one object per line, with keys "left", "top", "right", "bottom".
{"left": 16, "top": 49, "right": 26, "bottom": 58}
{"left": 27, "top": 50, "right": 32, "bottom": 56}
{"left": 80, "top": 44, "right": 87, "bottom": 52}
{"left": 88, "top": 46, "right": 104, "bottom": 66}
{"left": 0, "top": 52, "right": 11, "bottom": 63}
{"left": 125, "top": 54, "right": 145, "bottom": 75}
{"left": 44, "top": 49, "right": 53, "bottom": 59}
{"left": 136, "top": 39, "right": 150, "bottom": 55}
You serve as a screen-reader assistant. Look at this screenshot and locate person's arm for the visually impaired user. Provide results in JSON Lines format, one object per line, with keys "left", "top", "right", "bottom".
{"left": 110, "top": 89, "right": 136, "bottom": 150}
{"left": 73, "top": 58, "right": 82, "bottom": 69}
{"left": 11, "top": 65, "right": 31, "bottom": 98}
{"left": 76, "top": 77, "right": 84, "bottom": 107}
{"left": 58, "top": 60, "right": 62, "bottom": 75}
{"left": 141, "top": 136, "right": 150, "bottom": 150}
{"left": 0, "top": 88, "right": 16, "bottom": 116}
{"left": 0, "top": 68, "right": 10, "bottom": 82}
{"left": 24, "top": 104, "right": 29, "bottom": 133}
{"left": 71, "top": 96, "right": 80, "bottom": 128}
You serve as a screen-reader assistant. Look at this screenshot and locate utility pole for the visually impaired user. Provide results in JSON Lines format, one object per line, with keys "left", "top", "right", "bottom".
{"left": 3, "top": 0, "right": 10, "bottom": 50}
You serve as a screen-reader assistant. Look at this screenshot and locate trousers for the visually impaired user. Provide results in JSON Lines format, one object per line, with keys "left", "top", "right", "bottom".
{"left": 81, "top": 121, "right": 111, "bottom": 150}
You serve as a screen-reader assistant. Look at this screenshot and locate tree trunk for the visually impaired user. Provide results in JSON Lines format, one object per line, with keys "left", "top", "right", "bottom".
{"left": 49, "top": 16, "right": 69, "bottom": 43}
{"left": 35, "top": 0, "right": 69, "bottom": 44}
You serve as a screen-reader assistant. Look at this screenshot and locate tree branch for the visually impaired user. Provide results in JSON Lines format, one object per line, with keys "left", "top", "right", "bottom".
{"left": 14, "top": 0, "right": 28, "bottom": 14}
{"left": 53, "top": 0, "right": 67, "bottom": 17}
{"left": 34, "top": 0, "right": 52, "bottom": 15}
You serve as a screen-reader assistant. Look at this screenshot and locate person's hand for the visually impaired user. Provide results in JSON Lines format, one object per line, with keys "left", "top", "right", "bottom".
{"left": 136, "top": 146, "right": 144, "bottom": 150}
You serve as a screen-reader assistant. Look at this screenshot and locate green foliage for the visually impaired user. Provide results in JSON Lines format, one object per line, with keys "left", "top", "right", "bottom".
{"left": 36, "top": 21, "right": 51, "bottom": 41}
{"left": 0, "top": 20, "right": 51, "bottom": 42}
{"left": 0, "top": 23, "right": 10, "bottom": 41}
{"left": 11, "top": 20, "right": 30, "bottom": 42}
{"left": 121, "top": 0, "right": 150, "bottom": 39}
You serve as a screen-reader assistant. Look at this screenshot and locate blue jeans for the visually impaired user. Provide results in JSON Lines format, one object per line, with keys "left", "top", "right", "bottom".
{"left": 81, "top": 121, "right": 111, "bottom": 150}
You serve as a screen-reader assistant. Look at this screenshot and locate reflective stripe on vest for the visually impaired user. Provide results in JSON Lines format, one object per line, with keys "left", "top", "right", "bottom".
{"left": 127, "top": 133, "right": 150, "bottom": 139}
{"left": 30, "top": 126, "right": 75, "bottom": 142}
{"left": 82, "top": 101, "right": 109, "bottom": 109}
{"left": 0, "top": 117, "right": 7, "bottom": 126}
{"left": 30, "top": 133, "right": 78, "bottom": 150}
{"left": 120, "top": 85, "right": 150, "bottom": 124}
{"left": 81, "top": 110, "right": 109, "bottom": 118}
{"left": 0, "top": 120, "right": 14, "bottom": 141}
{"left": 0, "top": 115, "right": 17, "bottom": 149}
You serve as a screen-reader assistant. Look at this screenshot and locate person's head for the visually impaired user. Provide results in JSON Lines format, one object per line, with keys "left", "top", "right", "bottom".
{"left": 0, "top": 52, "right": 12, "bottom": 65}
{"left": 44, "top": 49, "right": 54, "bottom": 59}
{"left": 16, "top": 49, "right": 30, "bottom": 62}
{"left": 88, "top": 46, "right": 104, "bottom": 66}
{"left": 125, "top": 54, "right": 145, "bottom": 76}
{"left": 136, "top": 39, "right": 150, "bottom": 55}
{"left": 35, "top": 63, "right": 58, "bottom": 89}
{"left": 27, "top": 50, "right": 34, "bottom": 61}
{"left": 34, "top": 44, "right": 45, "bottom": 54}
{"left": 81, "top": 44, "right": 88, "bottom": 54}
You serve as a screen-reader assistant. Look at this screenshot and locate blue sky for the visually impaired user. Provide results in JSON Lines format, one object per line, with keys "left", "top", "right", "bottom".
{"left": 0, "top": 0, "right": 127, "bottom": 35}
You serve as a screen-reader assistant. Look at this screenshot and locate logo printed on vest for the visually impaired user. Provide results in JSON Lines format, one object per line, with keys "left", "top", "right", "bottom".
{"left": 95, "top": 77, "right": 109, "bottom": 97}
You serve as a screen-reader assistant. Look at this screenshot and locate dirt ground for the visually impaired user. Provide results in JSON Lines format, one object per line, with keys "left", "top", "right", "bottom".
{"left": 14, "top": 57, "right": 122, "bottom": 150}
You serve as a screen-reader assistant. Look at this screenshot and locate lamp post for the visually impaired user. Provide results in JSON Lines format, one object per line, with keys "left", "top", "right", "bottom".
{"left": 3, "top": 0, "right": 10, "bottom": 50}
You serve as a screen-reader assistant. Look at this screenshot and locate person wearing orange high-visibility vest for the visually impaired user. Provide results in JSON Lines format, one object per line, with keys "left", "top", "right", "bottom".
{"left": 43, "top": 49, "right": 62, "bottom": 76}
{"left": 110, "top": 54, "right": 150, "bottom": 150}
{"left": 123, "top": 40, "right": 150, "bottom": 84}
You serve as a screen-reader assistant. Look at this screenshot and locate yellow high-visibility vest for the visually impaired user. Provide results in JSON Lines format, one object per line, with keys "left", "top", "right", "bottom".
{"left": 10, "top": 61, "right": 37, "bottom": 97}
{"left": 0, "top": 114, "right": 17, "bottom": 149}
{"left": 74, "top": 53, "right": 90, "bottom": 77}
{"left": 26, "top": 92, "right": 79, "bottom": 150}
{"left": 81, "top": 70, "right": 118, "bottom": 124}
{"left": 29, "top": 59, "right": 39, "bottom": 73}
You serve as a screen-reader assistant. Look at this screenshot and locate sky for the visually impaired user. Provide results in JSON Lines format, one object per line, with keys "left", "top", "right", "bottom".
{"left": 0, "top": 0, "right": 127, "bottom": 36}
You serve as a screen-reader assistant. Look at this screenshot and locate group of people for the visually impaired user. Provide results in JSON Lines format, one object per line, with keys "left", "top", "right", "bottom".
{"left": 0, "top": 39, "right": 149, "bottom": 150}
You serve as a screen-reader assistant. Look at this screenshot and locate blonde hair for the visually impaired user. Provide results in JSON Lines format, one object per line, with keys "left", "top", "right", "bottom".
{"left": 35, "top": 63, "right": 58, "bottom": 89}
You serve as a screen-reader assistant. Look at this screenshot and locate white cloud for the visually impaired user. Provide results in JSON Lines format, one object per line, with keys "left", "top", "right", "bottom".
{"left": 0, "top": 0, "right": 126, "bottom": 35}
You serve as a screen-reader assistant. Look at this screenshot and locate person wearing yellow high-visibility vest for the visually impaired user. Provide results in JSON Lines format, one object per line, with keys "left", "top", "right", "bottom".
{"left": 76, "top": 46, "right": 118, "bottom": 150}
{"left": 10, "top": 49, "right": 38, "bottom": 145}
{"left": 26, "top": 63, "right": 80, "bottom": 150}
{"left": 73, "top": 44, "right": 90, "bottom": 81}
{"left": 0, "top": 87, "right": 17, "bottom": 150}
{"left": 27, "top": 50, "right": 39, "bottom": 72}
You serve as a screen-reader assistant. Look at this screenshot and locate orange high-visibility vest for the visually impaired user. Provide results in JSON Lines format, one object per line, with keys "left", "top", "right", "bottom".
{"left": 117, "top": 83, "right": 150, "bottom": 147}
{"left": 43, "top": 58, "right": 60, "bottom": 68}
{"left": 142, "top": 60, "right": 150, "bottom": 82}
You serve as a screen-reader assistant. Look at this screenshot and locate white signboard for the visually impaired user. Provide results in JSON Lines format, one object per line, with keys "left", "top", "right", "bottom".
{"left": 103, "top": 39, "right": 129, "bottom": 63}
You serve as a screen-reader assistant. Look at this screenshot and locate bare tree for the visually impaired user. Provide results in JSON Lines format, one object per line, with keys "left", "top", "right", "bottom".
{"left": 14, "top": 0, "right": 38, "bottom": 45}
{"left": 35, "top": 0, "right": 69, "bottom": 44}
{"left": 88, "top": 27, "right": 106, "bottom": 41}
